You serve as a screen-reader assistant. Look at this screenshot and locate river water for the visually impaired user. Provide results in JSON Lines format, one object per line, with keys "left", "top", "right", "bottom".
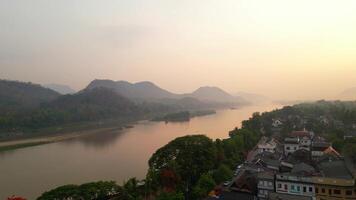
{"left": 0, "top": 103, "right": 281, "bottom": 199}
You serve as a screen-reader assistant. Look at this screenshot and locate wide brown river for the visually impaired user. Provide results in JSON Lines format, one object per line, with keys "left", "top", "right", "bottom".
{"left": 0, "top": 104, "right": 281, "bottom": 199}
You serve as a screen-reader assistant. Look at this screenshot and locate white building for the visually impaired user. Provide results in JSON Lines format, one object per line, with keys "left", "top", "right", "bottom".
{"left": 257, "top": 137, "right": 278, "bottom": 153}
{"left": 275, "top": 173, "right": 315, "bottom": 198}
{"left": 284, "top": 137, "right": 300, "bottom": 156}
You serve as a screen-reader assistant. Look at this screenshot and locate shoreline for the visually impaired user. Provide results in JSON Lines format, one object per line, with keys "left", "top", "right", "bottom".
{"left": 0, "top": 126, "right": 123, "bottom": 152}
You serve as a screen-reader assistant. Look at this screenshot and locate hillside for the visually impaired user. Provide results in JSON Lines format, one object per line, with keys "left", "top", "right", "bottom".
{"left": 187, "top": 86, "right": 238, "bottom": 103}
{"left": 86, "top": 79, "right": 177, "bottom": 100}
{"left": 43, "top": 84, "right": 76, "bottom": 94}
{"left": 0, "top": 88, "right": 141, "bottom": 135}
{"left": 86, "top": 79, "right": 247, "bottom": 105}
{"left": 0, "top": 80, "right": 60, "bottom": 111}
{"left": 339, "top": 87, "right": 356, "bottom": 100}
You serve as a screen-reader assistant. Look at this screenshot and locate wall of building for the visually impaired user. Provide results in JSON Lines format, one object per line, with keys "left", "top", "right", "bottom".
{"left": 314, "top": 185, "right": 356, "bottom": 200}
{"left": 276, "top": 181, "right": 315, "bottom": 197}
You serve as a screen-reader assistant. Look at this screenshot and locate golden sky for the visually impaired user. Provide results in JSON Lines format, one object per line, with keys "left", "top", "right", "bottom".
{"left": 1, "top": 0, "right": 356, "bottom": 100}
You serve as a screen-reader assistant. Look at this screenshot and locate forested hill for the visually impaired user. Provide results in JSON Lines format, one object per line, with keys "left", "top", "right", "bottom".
{"left": 0, "top": 80, "right": 60, "bottom": 111}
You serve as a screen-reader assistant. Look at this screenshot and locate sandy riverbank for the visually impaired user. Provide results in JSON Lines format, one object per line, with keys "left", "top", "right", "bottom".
{"left": 0, "top": 127, "right": 123, "bottom": 152}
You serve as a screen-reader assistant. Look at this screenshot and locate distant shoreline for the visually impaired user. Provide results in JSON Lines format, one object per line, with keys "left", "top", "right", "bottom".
{"left": 0, "top": 126, "right": 124, "bottom": 152}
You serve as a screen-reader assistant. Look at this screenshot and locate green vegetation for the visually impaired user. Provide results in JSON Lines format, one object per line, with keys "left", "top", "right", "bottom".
{"left": 37, "top": 181, "right": 120, "bottom": 200}
{"left": 153, "top": 111, "right": 191, "bottom": 122}
{"left": 152, "top": 110, "right": 216, "bottom": 122}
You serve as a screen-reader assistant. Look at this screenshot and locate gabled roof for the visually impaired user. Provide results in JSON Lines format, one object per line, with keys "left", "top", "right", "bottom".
{"left": 318, "top": 160, "right": 353, "bottom": 179}
{"left": 205, "top": 191, "right": 255, "bottom": 200}
{"left": 291, "top": 162, "right": 315, "bottom": 176}
{"left": 290, "top": 131, "right": 311, "bottom": 138}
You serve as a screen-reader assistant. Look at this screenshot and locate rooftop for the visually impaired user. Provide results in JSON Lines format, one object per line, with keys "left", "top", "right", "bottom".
{"left": 269, "top": 192, "right": 312, "bottom": 200}
{"left": 205, "top": 191, "right": 255, "bottom": 200}
{"left": 318, "top": 160, "right": 353, "bottom": 179}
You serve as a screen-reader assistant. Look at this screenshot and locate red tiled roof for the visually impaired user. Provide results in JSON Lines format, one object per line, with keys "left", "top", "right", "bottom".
{"left": 290, "top": 131, "right": 310, "bottom": 137}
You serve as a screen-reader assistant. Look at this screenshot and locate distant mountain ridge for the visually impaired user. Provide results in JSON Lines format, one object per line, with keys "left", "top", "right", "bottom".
{"left": 43, "top": 84, "right": 76, "bottom": 95}
{"left": 234, "top": 92, "right": 269, "bottom": 104}
{"left": 339, "top": 87, "right": 356, "bottom": 100}
{"left": 86, "top": 80, "right": 177, "bottom": 100}
{"left": 0, "top": 79, "right": 60, "bottom": 111}
{"left": 86, "top": 79, "right": 246, "bottom": 104}
{"left": 187, "top": 86, "right": 239, "bottom": 103}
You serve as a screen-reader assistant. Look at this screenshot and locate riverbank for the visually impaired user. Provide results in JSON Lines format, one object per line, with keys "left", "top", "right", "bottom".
{"left": 0, "top": 126, "right": 124, "bottom": 152}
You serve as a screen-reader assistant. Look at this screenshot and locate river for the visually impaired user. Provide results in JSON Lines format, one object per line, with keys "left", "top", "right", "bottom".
{"left": 0, "top": 103, "right": 281, "bottom": 199}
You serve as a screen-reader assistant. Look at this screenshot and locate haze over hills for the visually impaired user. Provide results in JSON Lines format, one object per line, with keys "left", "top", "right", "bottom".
{"left": 43, "top": 84, "right": 76, "bottom": 95}
{"left": 338, "top": 87, "right": 356, "bottom": 100}
{"left": 0, "top": 80, "right": 60, "bottom": 111}
{"left": 0, "top": 79, "right": 249, "bottom": 137}
{"left": 234, "top": 92, "right": 270, "bottom": 104}
{"left": 86, "top": 79, "right": 177, "bottom": 100}
{"left": 86, "top": 79, "right": 247, "bottom": 105}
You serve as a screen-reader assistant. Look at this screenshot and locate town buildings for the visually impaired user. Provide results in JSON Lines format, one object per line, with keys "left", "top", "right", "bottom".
{"left": 215, "top": 130, "right": 356, "bottom": 200}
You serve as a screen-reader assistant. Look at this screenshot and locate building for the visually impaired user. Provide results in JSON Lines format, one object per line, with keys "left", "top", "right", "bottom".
{"left": 311, "top": 142, "right": 332, "bottom": 157}
{"left": 313, "top": 160, "right": 356, "bottom": 200}
{"left": 257, "top": 172, "right": 275, "bottom": 200}
{"left": 258, "top": 137, "right": 278, "bottom": 154}
{"left": 284, "top": 137, "right": 300, "bottom": 156}
{"left": 275, "top": 173, "right": 316, "bottom": 198}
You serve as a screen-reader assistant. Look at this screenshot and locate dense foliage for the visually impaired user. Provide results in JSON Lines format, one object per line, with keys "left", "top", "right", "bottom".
{"left": 37, "top": 181, "right": 120, "bottom": 200}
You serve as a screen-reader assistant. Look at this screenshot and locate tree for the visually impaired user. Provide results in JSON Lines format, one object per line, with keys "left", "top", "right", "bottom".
{"left": 148, "top": 135, "right": 216, "bottom": 195}
{"left": 192, "top": 173, "right": 216, "bottom": 199}
{"left": 37, "top": 181, "right": 120, "bottom": 200}
{"left": 212, "top": 164, "right": 233, "bottom": 184}
{"left": 156, "top": 192, "right": 184, "bottom": 200}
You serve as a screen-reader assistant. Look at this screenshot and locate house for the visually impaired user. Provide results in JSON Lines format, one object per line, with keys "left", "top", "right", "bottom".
{"left": 257, "top": 171, "right": 275, "bottom": 200}
{"left": 284, "top": 137, "right": 300, "bottom": 156}
{"left": 312, "top": 160, "right": 356, "bottom": 200}
{"left": 311, "top": 142, "right": 332, "bottom": 157}
{"left": 275, "top": 172, "right": 315, "bottom": 198}
{"left": 257, "top": 137, "right": 278, "bottom": 154}
{"left": 205, "top": 191, "right": 256, "bottom": 200}
{"left": 269, "top": 192, "right": 312, "bottom": 200}
{"left": 290, "top": 131, "right": 313, "bottom": 149}
{"left": 272, "top": 119, "right": 283, "bottom": 128}
{"left": 230, "top": 170, "right": 258, "bottom": 194}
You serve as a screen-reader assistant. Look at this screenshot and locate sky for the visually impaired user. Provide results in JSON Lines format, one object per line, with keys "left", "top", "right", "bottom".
{"left": 1, "top": 0, "right": 356, "bottom": 100}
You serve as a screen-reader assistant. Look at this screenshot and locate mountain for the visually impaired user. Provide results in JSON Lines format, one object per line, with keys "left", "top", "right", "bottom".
{"left": 86, "top": 79, "right": 177, "bottom": 100}
{"left": 338, "top": 87, "right": 356, "bottom": 100}
{"left": 0, "top": 80, "right": 60, "bottom": 111}
{"left": 43, "top": 84, "right": 76, "bottom": 95}
{"left": 86, "top": 79, "right": 247, "bottom": 105}
{"left": 187, "top": 86, "right": 245, "bottom": 103}
{"left": 234, "top": 92, "right": 269, "bottom": 104}
{"left": 45, "top": 87, "right": 139, "bottom": 120}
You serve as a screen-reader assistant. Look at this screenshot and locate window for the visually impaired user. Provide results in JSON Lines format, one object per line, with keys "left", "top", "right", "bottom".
{"left": 333, "top": 190, "right": 341, "bottom": 195}
{"left": 316, "top": 188, "right": 319, "bottom": 194}
{"left": 278, "top": 184, "right": 282, "bottom": 189}
{"left": 259, "top": 181, "right": 263, "bottom": 186}
{"left": 297, "top": 186, "right": 300, "bottom": 191}
{"left": 264, "top": 181, "right": 268, "bottom": 186}
{"left": 309, "top": 187, "right": 313, "bottom": 192}
{"left": 346, "top": 190, "right": 352, "bottom": 196}
{"left": 294, "top": 147, "right": 297, "bottom": 150}
{"left": 303, "top": 187, "right": 307, "bottom": 192}
{"left": 286, "top": 147, "right": 290, "bottom": 150}
{"left": 322, "top": 188, "right": 325, "bottom": 193}
{"left": 291, "top": 185, "right": 295, "bottom": 190}
{"left": 285, "top": 184, "right": 288, "bottom": 190}
{"left": 329, "top": 189, "right": 332, "bottom": 195}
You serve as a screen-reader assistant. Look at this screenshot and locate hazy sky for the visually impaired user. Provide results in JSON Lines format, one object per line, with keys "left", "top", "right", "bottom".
{"left": 1, "top": 0, "right": 356, "bottom": 100}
